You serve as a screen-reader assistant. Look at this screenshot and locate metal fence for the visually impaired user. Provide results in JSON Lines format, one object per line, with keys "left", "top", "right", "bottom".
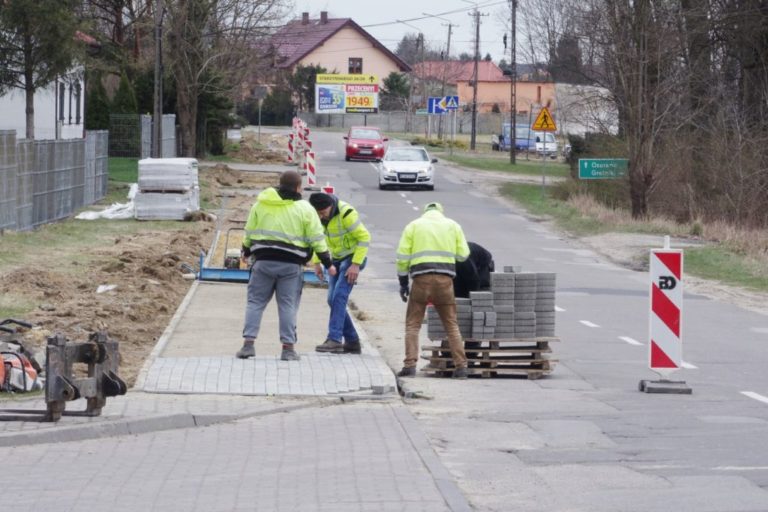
{"left": 298, "top": 111, "right": 513, "bottom": 137}
{"left": 0, "top": 130, "right": 108, "bottom": 232}
{"left": 139, "top": 115, "right": 177, "bottom": 159}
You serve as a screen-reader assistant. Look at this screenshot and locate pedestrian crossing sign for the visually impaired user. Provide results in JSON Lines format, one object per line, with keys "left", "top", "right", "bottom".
{"left": 532, "top": 107, "right": 556, "bottom": 132}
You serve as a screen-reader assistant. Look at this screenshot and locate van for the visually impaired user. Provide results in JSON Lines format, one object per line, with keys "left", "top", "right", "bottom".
{"left": 493, "top": 123, "right": 559, "bottom": 158}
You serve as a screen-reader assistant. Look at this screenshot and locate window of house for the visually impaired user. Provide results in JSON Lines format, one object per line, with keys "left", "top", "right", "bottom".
{"left": 348, "top": 58, "right": 362, "bottom": 74}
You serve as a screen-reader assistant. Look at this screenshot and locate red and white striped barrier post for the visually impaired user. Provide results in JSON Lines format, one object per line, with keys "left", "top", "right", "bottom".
{"left": 639, "top": 236, "right": 691, "bottom": 394}
{"left": 287, "top": 132, "right": 295, "bottom": 164}
{"left": 304, "top": 151, "right": 319, "bottom": 190}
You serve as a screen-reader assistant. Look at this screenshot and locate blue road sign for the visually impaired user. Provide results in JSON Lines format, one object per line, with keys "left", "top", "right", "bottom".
{"left": 428, "top": 96, "right": 460, "bottom": 114}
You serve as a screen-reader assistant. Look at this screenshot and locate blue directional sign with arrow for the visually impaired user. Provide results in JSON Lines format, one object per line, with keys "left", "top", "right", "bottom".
{"left": 428, "top": 96, "right": 460, "bottom": 114}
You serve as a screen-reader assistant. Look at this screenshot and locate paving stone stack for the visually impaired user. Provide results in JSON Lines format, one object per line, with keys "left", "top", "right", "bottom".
{"left": 134, "top": 158, "right": 200, "bottom": 220}
{"left": 535, "top": 273, "right": 557, "bottom": 336}
{"left": 421, "top": 266, "right": 559, "bottom": 379}
{"left": 427, "top": 298, "right": 472, "bottom": 340}
{"left": 469, "top": 291, "right": 495, "bottom": 339}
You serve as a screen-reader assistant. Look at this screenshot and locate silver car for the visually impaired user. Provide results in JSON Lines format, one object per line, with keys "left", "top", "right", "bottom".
{"left": 377, "top": 146, "right": 436, "bottom": 190}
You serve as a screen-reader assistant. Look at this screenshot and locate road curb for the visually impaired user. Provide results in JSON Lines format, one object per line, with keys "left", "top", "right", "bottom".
{"left": 393, "top": 405, "right": 473, "bottom": 512}
{"left": 0, "top": 402, "right": 321, "bottom": 447}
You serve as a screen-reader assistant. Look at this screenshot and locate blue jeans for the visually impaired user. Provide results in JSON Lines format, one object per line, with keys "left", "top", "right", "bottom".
{"left": 326, "top": 257, "right": 366, "bottom": 343}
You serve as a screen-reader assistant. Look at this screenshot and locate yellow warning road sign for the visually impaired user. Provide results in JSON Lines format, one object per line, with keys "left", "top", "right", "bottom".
{"left": 532, "top": 107, "right": 556, "bottom": 132}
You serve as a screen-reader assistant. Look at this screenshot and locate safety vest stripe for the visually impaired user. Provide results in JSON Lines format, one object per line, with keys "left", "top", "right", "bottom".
{"left": 249, "top": 242, "right": 310, "bottom": 258}
{"left": 411, "top": 268, "right": 456, "bottom": 277}
{"left": 327, "top": 218, "right": 362, "bottom": 238}
{"left": 246, "top": 228, "right": 313, "bottom": 244}
{"left": 357, "top": 241, "right": 370, "bottom": 247}
{"left": 397, "top": 250, "right": 457, "bottom": 261}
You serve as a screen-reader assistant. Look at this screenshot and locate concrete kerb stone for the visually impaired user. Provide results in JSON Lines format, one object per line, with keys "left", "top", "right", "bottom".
{"left": 393, "top": 405, "right": 473, "bottom": 512}
{"left": 0, "top": 400, "right": 326, "bottom": 448}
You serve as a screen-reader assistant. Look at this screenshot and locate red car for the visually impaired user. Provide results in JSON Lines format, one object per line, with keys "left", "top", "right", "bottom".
{"left": 343, "top": 126, "right": 388, "bottom": 161}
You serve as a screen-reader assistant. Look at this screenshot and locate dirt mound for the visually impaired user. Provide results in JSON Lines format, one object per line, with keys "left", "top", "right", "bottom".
{"left": 229, "top": 132, "right": 286, "bottom": 164}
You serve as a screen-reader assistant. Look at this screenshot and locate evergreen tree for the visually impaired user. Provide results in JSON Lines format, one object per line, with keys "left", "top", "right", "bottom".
{"left": 111, "top": 72, "right": 138, "bottom": 114}
{"left": 85, "top": 72, "right": 111, "bottom": 130}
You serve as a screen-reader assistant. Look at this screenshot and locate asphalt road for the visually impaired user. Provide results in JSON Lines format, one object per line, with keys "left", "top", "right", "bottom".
{"left": 310, "top": 127, "right": 768, "bottom": 510}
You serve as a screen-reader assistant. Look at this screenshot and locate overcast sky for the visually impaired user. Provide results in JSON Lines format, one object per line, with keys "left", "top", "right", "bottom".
{"left": 292, "top": 0, "right": 513, "bottom": 62}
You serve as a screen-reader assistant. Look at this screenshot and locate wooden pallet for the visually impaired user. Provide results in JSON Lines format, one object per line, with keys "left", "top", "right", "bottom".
{"left": 421, "top": 336, "right": 559, "bottom": 379}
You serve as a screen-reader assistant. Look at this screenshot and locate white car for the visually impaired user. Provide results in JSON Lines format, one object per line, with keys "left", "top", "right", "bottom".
{"left": 377, "top": 146, "right": 436, "bottom": 190}
{"left": 533, "top": 131, "right": 559, "bottom": 158}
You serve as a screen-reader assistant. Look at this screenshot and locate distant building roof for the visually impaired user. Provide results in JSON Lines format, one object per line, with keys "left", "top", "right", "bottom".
{"left": 269, "top": 12, "right": 411, "bottom": 72}
{"left": 412, "top": 60, "right": 509, "bottom": 84}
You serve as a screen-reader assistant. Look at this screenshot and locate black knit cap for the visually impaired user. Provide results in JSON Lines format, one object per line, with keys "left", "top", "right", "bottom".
{"left": 309, "top": 192, "right": 334, "bottom": 210}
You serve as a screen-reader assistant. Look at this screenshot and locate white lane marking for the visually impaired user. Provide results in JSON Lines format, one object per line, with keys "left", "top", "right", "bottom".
{"left": 406, "top": 200, "right": 413, "bottom": 205}
{"left": 750, "top": 327, "right": 768, "bottom": 334}
{"left": 580, "top": 320, "right": 600, "bottom": 328}
{"left": 714, "top": 466, "right": 768, "bottom": 471}
{"left": 681, "top": 361, "right": 698, "bottom": 369}
{"left": 741, "top": 391, "right": 768, "bottom": 405}
{"left": 619, "top": 336, "right": 643, "bottom": 346}
{"left": 412, "top": 206, "right": 419, "bottom": 211}
{"left": 555, "top": 306, "right": 565, "bottom": 312}
{"left": 400, "top": 192, "right": 407, "bottom": 198}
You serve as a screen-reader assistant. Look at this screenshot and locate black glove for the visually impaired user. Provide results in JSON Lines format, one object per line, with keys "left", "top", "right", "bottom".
{"left": 241, "top": 245, "right": 251, "bottom": 258}
{"left": 398, "top": 275, "right": 409, "bottom": 302}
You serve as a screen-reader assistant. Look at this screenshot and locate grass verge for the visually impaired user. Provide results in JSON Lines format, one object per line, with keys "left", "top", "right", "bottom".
{"left": 441, "top": 152, "right": 569, "bottom": 177}
{"left": 499, "top": 182, "right": 768, "bottom": 293}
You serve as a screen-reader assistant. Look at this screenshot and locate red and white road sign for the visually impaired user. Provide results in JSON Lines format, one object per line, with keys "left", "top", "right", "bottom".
{"left": 649, "top": 247, "right": 683, "bottom": 377}
{"left": 321, "top": 182, "right": 334, "bottom": 194}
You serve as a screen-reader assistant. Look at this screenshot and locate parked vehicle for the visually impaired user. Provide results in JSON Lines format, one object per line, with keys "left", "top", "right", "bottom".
{"left": 492, "top": 123, "right": 559, "bottom": 158}
{"left": 343, "top": 126, "right": 387, "bottom": 161}
{"left": 377, "top": 146, "right": 436, "bottom": 190}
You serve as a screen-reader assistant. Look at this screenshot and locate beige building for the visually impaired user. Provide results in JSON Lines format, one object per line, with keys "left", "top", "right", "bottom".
{"left": 268, "top": 11, "right": 411, "bottom": 85}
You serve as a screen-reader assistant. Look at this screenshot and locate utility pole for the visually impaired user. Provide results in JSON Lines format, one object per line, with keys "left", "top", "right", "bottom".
{"left": 438, "top": 22, "right": 453, "bottom": 139}
{"left": 152, "top": 0, "right": 164, "bottom": 158}
{"left": 509, "top": 0, "right": 517, "bottom": 164}
{"left": 469, "top": 8, "right": 483, "bottom": 151}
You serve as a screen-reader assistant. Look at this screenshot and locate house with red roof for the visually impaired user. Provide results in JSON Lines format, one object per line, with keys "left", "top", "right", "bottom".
{"left": 262, "top": 11, "right": 410, "bottom": 88}
{"left": 412, "top": 60, "right": 556, "bottom": 115}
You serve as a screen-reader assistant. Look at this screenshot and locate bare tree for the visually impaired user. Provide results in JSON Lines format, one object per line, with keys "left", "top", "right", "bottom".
{"left": 165, "top": 0, "right": 287, "bottom": 157}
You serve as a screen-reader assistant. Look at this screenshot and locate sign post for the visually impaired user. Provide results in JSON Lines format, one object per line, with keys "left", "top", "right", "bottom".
{"left": 639, "top": 236, "right": 692, "bottom": 394}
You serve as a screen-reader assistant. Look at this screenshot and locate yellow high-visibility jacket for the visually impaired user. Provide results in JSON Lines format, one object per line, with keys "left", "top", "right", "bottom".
{"left": 243, "top": 187, "right": 328, "bottom": 262}
{"left": 396, "top": 209, "right": 470, "bottom": 277}
{"left": 318, "top": 200, "right": 371, "bottom": 264}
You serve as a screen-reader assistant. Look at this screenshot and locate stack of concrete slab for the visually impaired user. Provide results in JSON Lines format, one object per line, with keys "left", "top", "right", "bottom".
{"left": 535, "top": 273, "right": 556, "bottom": 336}
{"left": 427, "top": 298, "right": 472, "bottom": 340}
{"left": 134, "top": 158, "right": 200, "bottom": 220}
{"left": 421, "top": 267, "right": 559, "bottom": 379}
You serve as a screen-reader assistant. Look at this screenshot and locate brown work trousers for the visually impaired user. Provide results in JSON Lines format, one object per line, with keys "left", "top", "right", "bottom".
{"left": 404, "top": 273, "right": 467, "bottom": 369}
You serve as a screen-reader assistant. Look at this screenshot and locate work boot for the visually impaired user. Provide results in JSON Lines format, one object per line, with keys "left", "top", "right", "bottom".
{"left": 236, "top": 343, "right": 255, "bottom": 359}
{"left": 452, "top": 367, "right": 470, "bottom": 380}
{"left": 280, "top": 347, "right": 301, "bottom": 361}
{"left": 315, "top": 339, "right": 344, "bottom": 353}
{"left": 343, "top": 342, "right": 362, "bottom": 354}
{"left": 397, "top": 367, "right": 416, "bottom": 378}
